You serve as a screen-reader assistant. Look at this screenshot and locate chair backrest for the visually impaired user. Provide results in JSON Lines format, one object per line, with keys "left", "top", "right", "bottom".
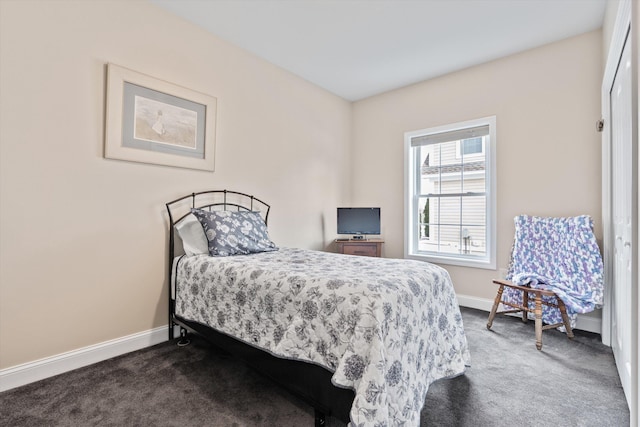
{"left": 506, "top": 215, "right": 604, "bottom": 313}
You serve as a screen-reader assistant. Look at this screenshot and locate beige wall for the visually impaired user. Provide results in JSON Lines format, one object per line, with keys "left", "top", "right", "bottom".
{"left": 0, "top": 1, "right": 351, "bottom": 369}
{"left": 352, "top": 30, "right": 603, "bottom": 301}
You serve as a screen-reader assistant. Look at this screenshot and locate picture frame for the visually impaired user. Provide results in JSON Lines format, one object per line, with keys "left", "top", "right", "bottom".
{"left": 105, "top": 63, "right": 216, "bottom": 171}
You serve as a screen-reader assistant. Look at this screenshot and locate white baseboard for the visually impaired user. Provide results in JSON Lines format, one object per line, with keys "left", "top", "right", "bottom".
{"left": 0, "top": 325, "right": 172, "bottom": 393}
{"left": 456, "top": 294, "right": 602, "bottom": 335}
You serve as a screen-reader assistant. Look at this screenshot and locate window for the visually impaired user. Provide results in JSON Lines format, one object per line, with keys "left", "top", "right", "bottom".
{"left": 404, "top": 116, "right": 496, "bottom": 269}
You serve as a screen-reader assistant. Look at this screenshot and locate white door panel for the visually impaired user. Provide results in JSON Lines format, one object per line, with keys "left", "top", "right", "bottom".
{"left": 609, "top": 31, "right": 634, "bottom": 410}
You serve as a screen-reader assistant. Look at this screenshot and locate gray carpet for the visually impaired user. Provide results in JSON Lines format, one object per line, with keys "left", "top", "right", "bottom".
{"left": 0, "top": 308, "right": 629, "bottom": 426}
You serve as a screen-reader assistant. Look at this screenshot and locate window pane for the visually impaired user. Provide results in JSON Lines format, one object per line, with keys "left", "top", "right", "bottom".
{"left": 462, "top": 168, "right": 484, "bottom": 193}
{"left": 417, "top": 196, "right": 430, "bottom": 239}
{"left": 461, "top": 196, "right": 486, "bottom": 226}
{"left": 439, "top": 196, "right": 461, "bottom": 226}
{"left": 420, "top": 142, "right": 487, "bottom": 196}
{"left": 418, "top": 224, "right": 439, "bottom": 252}
{"left": 438, "top": 225, "right": 461, "bottom": 254}
{"left": 463, "top": 157, "right": 485, "bottom": 168}
{"left": 434, "top": 171, "right": 463, "bottom": 195}
{"left": 438, "top": 140, "right": 459, "bottom": 165}
{"left": 462, "top": 225, "right": 486, "bottom": 256}
{"left": 462, "top": 137, "right": 483, "bottom": 155}
{"left": 443, "top": 140, "right": 463, "bottom": 195}
{"left": 417, "top": 195, "right": 437, "bottom": 251}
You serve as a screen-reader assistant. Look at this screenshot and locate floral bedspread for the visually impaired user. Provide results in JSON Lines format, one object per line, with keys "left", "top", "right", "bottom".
{"left": 175, "top": 247, "right": 470, "bottom": 426}
{"left": 503, "top": 215, "right": 604, "bottom": 328}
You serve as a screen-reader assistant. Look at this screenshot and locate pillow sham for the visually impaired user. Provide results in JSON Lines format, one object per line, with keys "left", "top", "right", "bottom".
{"left": 190, "top": 208, "right": 278, "bottom": 257}
{"left": 175, "top": 213, "right": 209, "bottom": 256}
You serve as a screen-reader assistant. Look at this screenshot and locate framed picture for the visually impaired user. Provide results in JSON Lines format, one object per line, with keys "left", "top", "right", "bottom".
{"left": 105, "top": 63, "right": 216, "bottom": 171}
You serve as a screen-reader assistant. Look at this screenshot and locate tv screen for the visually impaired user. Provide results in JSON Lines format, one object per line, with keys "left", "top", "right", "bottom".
{"left": 337, "top": 207, "right": 381, "bottom": 235}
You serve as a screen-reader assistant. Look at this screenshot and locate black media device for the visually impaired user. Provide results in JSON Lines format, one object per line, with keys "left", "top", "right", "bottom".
{"left": 337, "top": 207, "right": 381, "bottom": 238}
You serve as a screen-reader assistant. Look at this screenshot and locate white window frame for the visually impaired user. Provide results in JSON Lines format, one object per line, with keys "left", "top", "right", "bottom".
{"left": 404, "top": 116, "right": 496, "bottom": 269}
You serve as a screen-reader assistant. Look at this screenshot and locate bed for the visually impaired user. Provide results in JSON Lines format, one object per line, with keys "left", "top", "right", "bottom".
{"left": 166, "top": 190, "right": 470, "bottom": 426}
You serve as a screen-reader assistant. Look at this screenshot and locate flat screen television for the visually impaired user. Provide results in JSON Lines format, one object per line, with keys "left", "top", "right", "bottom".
{"left": 337, "top": 207, "right": 381, "bottom": 236}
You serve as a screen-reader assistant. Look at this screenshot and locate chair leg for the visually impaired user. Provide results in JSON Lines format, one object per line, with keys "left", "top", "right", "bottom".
{"left": 522, "top": 290, "right": 529, "bottom": 323}
{"left": 534, "top": 295, "right": 543, "bottom": 350}
{"left": 557, "top": 298, "right": 575, "bottom": 339}
{"left": 487, "top": 284, "right": 504, "bottom": 330}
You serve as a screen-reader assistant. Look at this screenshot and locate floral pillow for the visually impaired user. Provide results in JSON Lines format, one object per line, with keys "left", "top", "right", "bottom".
{"left": 190, "top": 208, "right": 278, "bottom": 257}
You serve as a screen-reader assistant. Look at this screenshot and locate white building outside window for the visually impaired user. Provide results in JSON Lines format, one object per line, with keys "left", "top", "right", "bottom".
{"left": 404, "top": 116, "right": 496, "bottom": 269}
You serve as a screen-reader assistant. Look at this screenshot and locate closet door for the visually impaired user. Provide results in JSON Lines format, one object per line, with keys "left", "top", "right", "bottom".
{"left": 609, "top": 31, "right": 635, "bottom": 407}
{"left": 602, "top": 3, "right": 638, "bottom": 422}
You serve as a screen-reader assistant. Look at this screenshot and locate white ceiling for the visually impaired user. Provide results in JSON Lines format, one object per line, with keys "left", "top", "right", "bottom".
{"left": 150, "top": 0, "right": 607, "bottom": 101}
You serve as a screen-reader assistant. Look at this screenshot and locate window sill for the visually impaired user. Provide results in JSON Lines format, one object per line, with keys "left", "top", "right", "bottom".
{"left": 405, "top": 252, "right": 496, "bottom": 270}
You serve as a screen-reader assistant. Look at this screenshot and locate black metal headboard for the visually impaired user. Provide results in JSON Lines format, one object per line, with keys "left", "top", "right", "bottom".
{"left": 165, "top": 190, "right": 271, "bottom": 339}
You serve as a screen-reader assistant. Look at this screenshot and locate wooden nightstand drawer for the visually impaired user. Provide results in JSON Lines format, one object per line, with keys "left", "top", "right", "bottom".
{"left": 342, "top": 243, "right": 377, "bottom": 257}
{"left": 335, "top": 239, "right": 384, "bottom": 257}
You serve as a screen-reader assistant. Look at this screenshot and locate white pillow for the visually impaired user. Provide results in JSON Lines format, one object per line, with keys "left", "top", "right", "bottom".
{"left": 175, "top": 213, "right": 209, "bottom": 256}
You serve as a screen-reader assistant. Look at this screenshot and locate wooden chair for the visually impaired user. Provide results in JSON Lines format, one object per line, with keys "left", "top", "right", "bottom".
{"left": 486, "top": 215, "right": 604, "bottom": 350}
{"left": 486, "top": 279, "right": 574, "bottom": 350}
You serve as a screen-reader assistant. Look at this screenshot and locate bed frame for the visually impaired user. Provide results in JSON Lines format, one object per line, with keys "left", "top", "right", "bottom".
{"left": 166, "top": 190, "right": 354, "bottom": 426}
